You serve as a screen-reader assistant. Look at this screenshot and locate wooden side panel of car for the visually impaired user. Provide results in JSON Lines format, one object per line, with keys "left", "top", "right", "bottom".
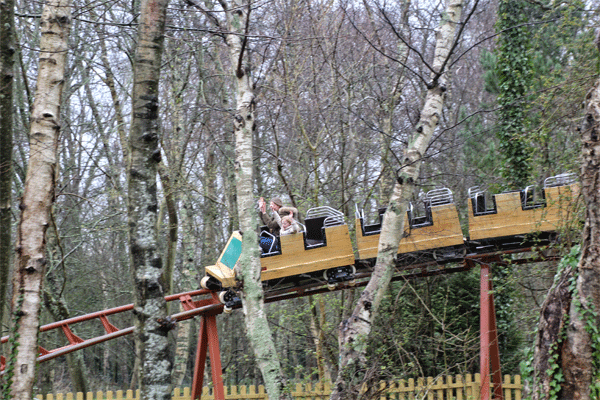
{"left": 468, "top": 183, "right": 580, "bottom": 241}
{"left": 260, "top": 224, "right": 355, "bottom": 281}
{"left": 356, "top": 203, "right": 464, "bottom": 260}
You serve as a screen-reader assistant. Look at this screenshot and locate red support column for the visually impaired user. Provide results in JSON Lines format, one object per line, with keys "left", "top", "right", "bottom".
{"left": 480, "top": 263, "right": 491, "bottom": 400}
{"left": 191, "top": 313, "right": 225, "bottom": 400}
{"left": 489, "top": 289, "right": 503, "bottom": 400}
{"left": 480, "top": 261, "right": 503, "bottom": 400}
{"left": 191, "top": 316, "right": 208, "bottom": 400}
{"left": 206, "top": 314, "right": 225, "bottom": 399}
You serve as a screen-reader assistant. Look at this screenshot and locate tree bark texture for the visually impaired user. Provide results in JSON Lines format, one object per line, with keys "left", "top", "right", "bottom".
{"left": 128, "top": 0, "right": 173, "bottom": 399}
{"left": 42, "top": 286, "right": 89, "bottom": 393}
{"left": 172, "top": 194, "right": 198, "bottom": 386}
{"left": 223, "top": 1, "right": 291, "bottom": 398}
{"left": 0, "top": 0, "right": 15, "bottom": 336}
{"left": 530, "top": 255, "right": 575, "bottom": 400}
{"left": 309, "top": 296, "right": 332, "bottom": 383}
{"left": 530, "top": 35, "right": 600, "bottom": 400}
{"left": 43, "top": 226, "right": 89, "bottom": 393}
{"left": 330, "top": 0, "right": 463, "bottom": 397}
{"left": 7, "top": 1, "right": 71, "bottom": 398}
{"left": 561, "top": 56, "right": 600, "bottom": 400}
{"left": 158, "top": 163, "right": 177, "bottom": 297}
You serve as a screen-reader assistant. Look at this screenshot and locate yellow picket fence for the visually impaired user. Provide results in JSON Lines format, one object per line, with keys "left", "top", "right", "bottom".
{"left": 36, "top": 374, "right": 522, "bottom": 400}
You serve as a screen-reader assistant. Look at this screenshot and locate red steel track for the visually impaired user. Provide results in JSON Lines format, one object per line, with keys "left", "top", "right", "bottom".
{"left": 0, "top": 247, "right": 555, "bottom": 369}
{"left": 0, "top": 246, "right": 558, "bottom": 400}
{"left": 0, "top": 289, "right": 224, "bottom": 370}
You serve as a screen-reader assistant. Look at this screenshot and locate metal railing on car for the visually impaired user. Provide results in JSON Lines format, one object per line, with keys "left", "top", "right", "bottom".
{"left": 305, "top": 206, "right": 345, "bottom": 226}
{"left": 544, "top": 172, "right": 578, "bottom": 188}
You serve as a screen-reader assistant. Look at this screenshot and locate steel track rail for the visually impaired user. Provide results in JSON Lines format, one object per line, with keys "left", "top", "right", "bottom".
{"left": 0, "top": 243, "right": 559, "bottom": 370}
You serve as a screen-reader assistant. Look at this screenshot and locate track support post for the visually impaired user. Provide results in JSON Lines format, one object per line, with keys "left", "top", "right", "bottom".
{"left": 479, "top": 260, "right": 503, "bottom": 400}
{"left": 191, "top": 313, "right": 225, "bottom": 400}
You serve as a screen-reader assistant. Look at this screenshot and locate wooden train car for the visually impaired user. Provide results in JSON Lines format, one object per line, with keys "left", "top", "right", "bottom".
{"left": 203, "top": 207, "right": 356, "bottom": 291}
{"left": 202, "top": 173, "right": 581, "bottom": 308}
{"left": 355, "top": 188, "right": 465, "bottom": 261}
{"left": 467, "top": 173, "right": 580, "bottom": 247}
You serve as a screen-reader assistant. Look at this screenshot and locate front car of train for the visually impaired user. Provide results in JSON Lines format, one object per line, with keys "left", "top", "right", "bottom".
{"left": 202, "top": 206, "right": 357, "bottom": 310}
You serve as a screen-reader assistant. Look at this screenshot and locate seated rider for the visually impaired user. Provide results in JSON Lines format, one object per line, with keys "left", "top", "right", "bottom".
{"left": 258, "top": 196, "right": 299, "bottom": 236}
{"left": 280, "top": 214, "right": 301, "bottom": 236}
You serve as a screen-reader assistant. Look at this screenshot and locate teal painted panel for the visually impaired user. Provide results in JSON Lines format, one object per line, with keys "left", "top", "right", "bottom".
{"left": 220, "top": 236, "right": 242, "bottom": 270}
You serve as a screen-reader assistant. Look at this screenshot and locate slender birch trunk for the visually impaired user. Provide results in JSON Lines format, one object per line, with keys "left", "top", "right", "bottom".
{"left": 330, "top": 0, "right": 463, "bottom": 397}
{"left": 0, "top": 0, "right": 15, "bottom": 334}
{"left": 127, "top": 0, "right": 173, "bottom": 398}
{"left": 219, "top": 0, "right": 290, "bottom": 397}
{"left": 309, "top": 296, "right": 333, "bottom": 383}
{"left": 7, "top": 1, "right": 71, "bottom": 398}
{"left": 158, "top": 164, "right": 177, "bottom": 296}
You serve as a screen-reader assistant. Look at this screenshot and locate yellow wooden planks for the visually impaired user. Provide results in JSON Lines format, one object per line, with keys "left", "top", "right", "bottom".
{"left": 261, "top": 225, "right": 355, "bottom": 280}
{"left": 207, "top": 225, "right": 355, "bottom": 287}
{"left": 468, "top": 184, "right": 579, "bottom": 240}
{"left": 356, "top": 203, "right": 464, "bottom": 260}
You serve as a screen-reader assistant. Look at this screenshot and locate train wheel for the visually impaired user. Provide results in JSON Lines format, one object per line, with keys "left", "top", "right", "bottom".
{"left": 200, "top": 276, "right": 211, "bottom": 290}
{"left": 201, "top": 275, "right": 222, "bottom": 291}
{"left": 348, "top": 279, "right": 356, "bottom": 287}
{"left": 327, "top": 283, "right": 337, "bottom": 291}
{"left": 218, "top": 291, "right": 228, "bottom": 304}
{"left": 224, "top": 305, "right": 233, "bottom": 314}
{"left": 433, "top": 247, "right": 467, "bottom": 261}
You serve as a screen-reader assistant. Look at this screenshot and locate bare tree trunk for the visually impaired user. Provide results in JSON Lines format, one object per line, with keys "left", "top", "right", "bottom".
{"left": 6, "top": 1, "right": 71, "bottom": 398}
{"left": 158, "top": 163, "right": 177, "bottom": 296}
{"left": 127, "top": 0, "right": 173, "bottom": 399}
{"left": 43, "top": 285, "right": 89, "bottom": 392}
{"left": 529, "top": 35, "right": 600, "bottom": 400}
{"left": 42, "top": 224, "right": 89, "bottom": 393}
{"left": 220, "top": 0, "right": 290, "bottom": 397}
{"left": 0, "top": 0, "right": 15, "bottom": 336}
{"left": 561, "top": 40, "right": 600, "bottom": 400}
{"left": 202, "top": 141, "right": 219, "bottom": 264}
{"left": 530, "top": 249, "right": 576, "bottom": 400}
{"left": 330, "top": 0, "right": 464, "bottom": 397}
{"left": 309, "top": 296, "right": 333, "bottom": 383}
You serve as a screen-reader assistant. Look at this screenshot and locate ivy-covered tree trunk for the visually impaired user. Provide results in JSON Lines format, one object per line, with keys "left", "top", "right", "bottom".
{"left": 495, "top": 0, "right": 533, "bottom": 188}
{"left": 6, "top": 1, "right": 71, "bottom": 398}
{"left": 530, "top": 248, "right": 577, "bottom": 400}
{"left": 560, "top": 41, "right": 600, "bottom": 399}
{"left": 330, "top": 0, "right": 463, "bottom": 397}
{"left": 530, "top": 35, "right": 600, "bottom": 400}
{"left": 222, "top": 0, "right": 290, "bottom": 397}
{"left": 0, "top": 0, "right": 15, "bottom": 334}
{"left": 127, "top": 0, "right": 173, "bottom": 398}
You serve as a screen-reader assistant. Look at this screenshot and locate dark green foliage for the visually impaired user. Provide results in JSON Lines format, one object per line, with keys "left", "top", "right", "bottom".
{"left": 494, "top": 0, "right": 534, "bottom": 189}
{"left": 488, "top": 0, "right": 595, "bottom": 187}
{"left": 368, "top": 269, "right": 523, "bottom": 379}
{"left": 455, "top": 108, "right": 503, "bottom": 189}
{"left": 525, "top": 0, "right": 596, "bottom": 180}
{"left": 490, "top": 265, "right": 523, "bottom": 374}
